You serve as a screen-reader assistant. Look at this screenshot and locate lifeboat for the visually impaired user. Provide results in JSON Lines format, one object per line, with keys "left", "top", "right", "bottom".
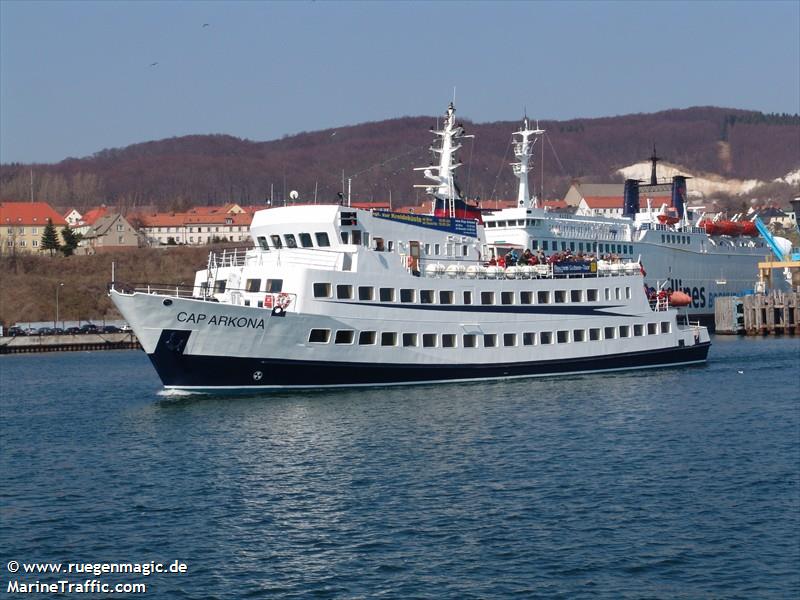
{"left": 700, "top": 220, "right": 723, "bottom": 236}
{"left": 669, "top": 291, "right": 692, "bottom": 307}
{"left": 657, "top": 214, "right": 680, "bottom": 225}
{"left": 740, "top": 221, "right": 758, "bottom": 236}
{"left": 717, "top": 221, "right": 744, "bottom": 236}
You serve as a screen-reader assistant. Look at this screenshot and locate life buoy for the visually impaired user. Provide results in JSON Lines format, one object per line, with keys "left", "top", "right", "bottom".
{"left": 275, "top": 293, "right": 291, "bottom": 309}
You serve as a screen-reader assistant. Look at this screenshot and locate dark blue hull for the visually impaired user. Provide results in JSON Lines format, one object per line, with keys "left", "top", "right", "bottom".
{"left": 149, "top": 330, "right": 711, "bottom": 390}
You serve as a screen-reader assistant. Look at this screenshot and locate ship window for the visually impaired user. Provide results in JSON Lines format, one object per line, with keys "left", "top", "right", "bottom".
{"left": 542, "top": 241, "right": 549, "bottom": 251}
{"left": 463, "top": 334, "right": 477, "bottom": 348}
{"left": 425, "top": 243, "right": 431, "bottom": 255}
{"left": 214, "top": 280, "right": 227, "bottom": 293}
{"left": 363, "top": 232, "right": 370, "bottom": 247}
{"left": 381, "top": 332, "right": 397, "bottom": 346}
{"left": 422, "top": 333, "right": 437, "bottom": 348}
{"left": 570, "top": 242, "right": 575, "bottom": 251}
{"left": 313, "top": 283, "right": 331, "bottom": 298}
{"left": 270, "top": 235, "right": 283, "bottom": 248}
{"left": 358, "top": 331, "right": 376, "bottom": 345}
{"left": 625, "top": 287, "right": 631, "bottom": 299}
{"left": 462, "top": 244, "right": 468, "bottom": 256}
{"left": 587, "top": 289, "right": 598, "bottom": 302}
{"left": 340, "top": 211, "right": 357, "bottom": 226}
{"left": 351, "top": 230, "right": 362, "bottom": 245}
{"left": 501, "top": 291, "right": 514, "bottom": 305}
{"left": 520, "top": 291, "right": 533, "bottom": 304}
{"left": 442, "top": 334, "right": 456, "bottom": 348}
{"left": 648, "top": 323, "right": 658, "bottom": 335}
{"left": 557, "top": 330, "right": 569, "bottom": 343}
{"left": 358, "top": 286, "right": 374, "bottom": 301}
{"left": 523, "top": 332, "right": 536, "bottom": 346}
{"left": 540, "top": 331, "right": 553, "bottom": 344}
{"left": 537, "top": 291, "right": 550, "bottom": 304}
{"left": 284, "top": 234, "right": 297, "bottom": 248}
{"left": 503, "top": 333, "right": 517, "bottom": 347}
{"left": 257, "top": 236, "right": 269, "bottom": 250}
{"left": 570, "top": 290, "right": 582, "bottom": 302}
{"left": 483, "top": 334, "right": 497, "bottom": 347}
{"left": 337, "top": 284, "right": 353, "bottom": 299}
{"left": 561, "top": 242, "right": 567, "bottom": 251}
{"left": 434, "top": 243, "right": 440, "bottom": 255}
{"left": 579, "top": 242, "right": 584, "bottom": 252}
{"left": 463, "top": 291, "right": 472, "bottom": 304}
{"left": 604, "top": 327, "right": 616, "bottom": 339}
{"left": 400, "top": 289, "right": 415, "bottom": 303}
{"left": 487, "top": 221, "right": 496, "bottom": 228}
{"left": 420, "top": 290, "right": 435, "bottom": 304}
{"left": 615, "top": 288, "right": 622, "bottom": 300}
{"left": 402, "top": 333, "right": 418, "bottom": 347}
{"left": 315, "top": 232, "right": 330, "bottom": 247}
{"left": 308, "top": 329, "right": 330, "bottom": 343}
{"left": 660, "top": 322, "right": 671, "bottom": 334}
{"left": 604, "top": 288, "right": 611, "bottom": 301}
{"left": 619, "top": 325, "right": 631, "bottom": 338}
{"left": 554, "top": 290, "right": 566, "bottom": 303}
{"left": 340, "top": 231, "right": 349, "bottom": 244}
{"left": 335, "top": 330, "right": 354, "bottom": 344}
{"left": 299, "top": 233, "right": 313, "bottom": 248}
{"left": 634, "top": 324, "right": 645, "bottom": 336}
{"left": 589, "top": 328, "right": 601, "bottom": 341}
{"left": 245, "top": 278, "right": 261, "bottom": 292}
{"left": 387, "top": 241, "right": 394, "bottom": 252}
{"left": 481, "top": 291, "right": 495, "bottom": 305}
{"left": 573, "top": 329, "right": 586, "bottom": 342}
{"left": 266, "top": 279, "right": 283, "bottom": 293}
{"left": 379, "top": 288, "right": 395, "bottom": 302}
{"left": 439, "top": 291, "right": 454, "bottom": 304}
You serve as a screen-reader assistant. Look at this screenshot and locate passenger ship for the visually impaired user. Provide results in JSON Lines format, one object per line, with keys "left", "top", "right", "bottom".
{"left": 110, "top": 102, "right": 710, "bottom": 392}
{"left": 482, "top": 121, "right": 784, "bottom": 324}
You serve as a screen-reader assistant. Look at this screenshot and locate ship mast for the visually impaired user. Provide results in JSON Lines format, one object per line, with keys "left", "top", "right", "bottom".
{"left": 414, "top": 102, "right": 472, "bottom": 217}
{"left": 511, "top": 116, "right": 545, "bottom": 208}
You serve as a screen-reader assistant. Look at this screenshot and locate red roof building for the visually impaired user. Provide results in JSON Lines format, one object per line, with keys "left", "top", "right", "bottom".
{"left": 0, "top": 201, "right": 67, "bottom": 254}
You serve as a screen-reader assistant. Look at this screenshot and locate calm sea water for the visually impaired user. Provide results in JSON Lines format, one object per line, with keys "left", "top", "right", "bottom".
{"left": 1, "top": 336, "right": 798, "bottom": 599}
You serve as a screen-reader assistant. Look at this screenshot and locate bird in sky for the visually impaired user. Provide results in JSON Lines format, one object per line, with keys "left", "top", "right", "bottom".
{"left": 150, "top": 62, "right": 159, "bottom": 67}
{"left": 202, "top": 23, "right": 210, "bottom": 27}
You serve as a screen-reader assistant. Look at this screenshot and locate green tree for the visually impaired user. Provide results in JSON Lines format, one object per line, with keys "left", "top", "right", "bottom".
{"left": 60, "top": 224, "right": 82, "bottom": 256}
{"left": 40, "top": 218, "right": 61, "bottom": 256}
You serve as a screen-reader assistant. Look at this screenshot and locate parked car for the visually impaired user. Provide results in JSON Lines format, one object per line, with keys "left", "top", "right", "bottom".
{"left": 80, "top": 323, "right": 99, "bottom": 334}
{"left": 65, "top": 327, "right": 82, "bottom": 335}
{"left": 7, "top": 326, "right": 26, "bottom": 337}
{"left": 101, "top": 325, "right": 121, "bottom": 333}
{"left": 52, "top": 328, "right": 64, "bottom": 335}
{"left": 37, "top": 327, "right": 55, "bottom": 336}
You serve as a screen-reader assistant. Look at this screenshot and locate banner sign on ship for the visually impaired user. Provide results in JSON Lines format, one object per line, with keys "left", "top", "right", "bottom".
{"left": 374, "top": 212, "right": 478, "bottom": 238}
{"left": 553, "top": 261, "right": 597, "bottom": 275}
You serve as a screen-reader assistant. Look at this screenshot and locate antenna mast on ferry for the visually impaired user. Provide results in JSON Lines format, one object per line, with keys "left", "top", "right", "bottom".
{"left": 511, "top": 116, "right": 545, "bottom": 208}
{"left": 414, "top": 102, "right": 472, "bottom": 217}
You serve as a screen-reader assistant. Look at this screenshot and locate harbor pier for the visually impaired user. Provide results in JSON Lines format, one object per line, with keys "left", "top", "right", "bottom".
{"left": 715, "top": 292, "right": 800, "bottom": 335}
{"left": 0, "top": 332, "right": 141, "bottom": 354}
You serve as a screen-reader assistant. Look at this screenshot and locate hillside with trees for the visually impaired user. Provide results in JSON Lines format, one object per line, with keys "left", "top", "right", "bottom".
{"left": 1, "top": 107, "right": 798, "bottom": 212}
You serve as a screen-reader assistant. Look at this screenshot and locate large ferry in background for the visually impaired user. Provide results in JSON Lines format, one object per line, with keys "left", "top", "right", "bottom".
{"left": 480, "top": 120, "right": 794, "bottom": 324}
{"left": 109, "top": 102, "right": 709, "bottom": 392}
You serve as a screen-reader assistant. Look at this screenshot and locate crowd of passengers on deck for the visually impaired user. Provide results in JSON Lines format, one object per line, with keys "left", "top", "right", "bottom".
{"left": 486, "top": 248, "right": 625, "bottom": 268}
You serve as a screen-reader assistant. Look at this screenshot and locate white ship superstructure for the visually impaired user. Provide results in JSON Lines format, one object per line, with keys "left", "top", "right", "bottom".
{"left": 483, "top": 127, "right": 783, "bottom": 322}
{"left": 110, "top": 103, "right": 710, "bottom": 392}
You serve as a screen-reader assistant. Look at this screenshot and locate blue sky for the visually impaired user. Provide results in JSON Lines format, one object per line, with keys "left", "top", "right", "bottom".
{"left": 1, "top": 0, "right": 798, "bottom": 164}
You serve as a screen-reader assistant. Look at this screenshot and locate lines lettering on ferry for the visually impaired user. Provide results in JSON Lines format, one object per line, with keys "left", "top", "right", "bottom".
{"left": 176, "top": 311, "right": 265, "bottom": 329}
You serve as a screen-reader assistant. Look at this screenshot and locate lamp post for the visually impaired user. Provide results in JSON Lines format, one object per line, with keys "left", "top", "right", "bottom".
{"left": 55, "top": 282, "right": 64, "bottom": 329}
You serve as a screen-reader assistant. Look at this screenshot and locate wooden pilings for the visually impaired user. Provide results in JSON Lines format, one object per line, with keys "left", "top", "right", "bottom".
{"left": 715, "top": 292, "right": 800, "bottom": 335}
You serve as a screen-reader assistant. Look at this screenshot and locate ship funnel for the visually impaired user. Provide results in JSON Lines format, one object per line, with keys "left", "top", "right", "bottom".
{"left": 672, "top": 175, "right": 688, "bottom": 219}
{"left": 623, "top": 179, "right": 640, "bottom": 217}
